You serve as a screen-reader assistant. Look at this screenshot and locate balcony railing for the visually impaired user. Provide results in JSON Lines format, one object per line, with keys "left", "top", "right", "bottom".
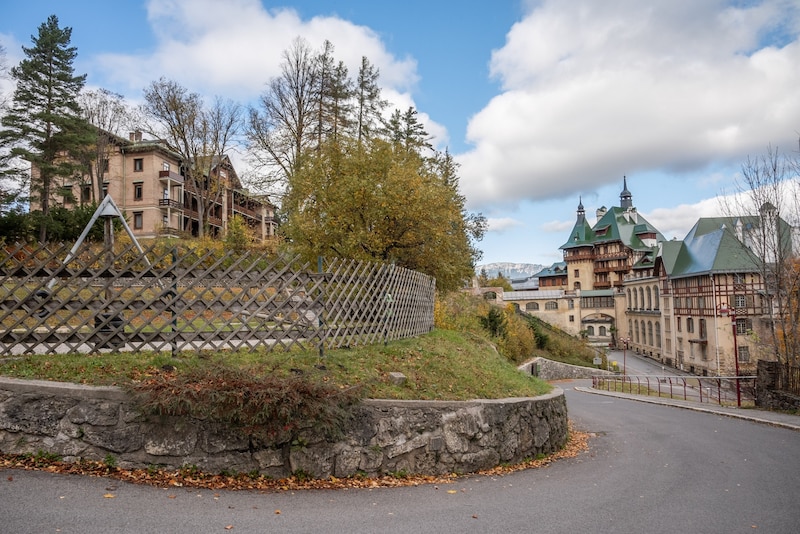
{"left": 158, "top": 199, "right": 184, "bottom": 210}
{"left": 158, "top": 170, "right": 184, "bottom": 183}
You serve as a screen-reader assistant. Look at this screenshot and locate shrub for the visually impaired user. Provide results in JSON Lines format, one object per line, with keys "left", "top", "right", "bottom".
{"left": 128, "top": 364, "right": 362, "bottom": 446}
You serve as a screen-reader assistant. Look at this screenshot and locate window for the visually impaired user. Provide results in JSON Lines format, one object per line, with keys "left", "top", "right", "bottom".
{"left": 736, "top": 318, "right": 748, "bottom": 335}
{"left": 734, "top": 273, "right": 745, "bottom": 284}
{"left": 102, "top": 159, "right": 109, "bottom": 172}
{"left": 545, "top": 301, "right": 558, "bottom": 310}
{"left": 134, "top": 182, "right": 143, "bottom": 201}
{"left": 568, "top": 299, "right": 575, "bottom": 309}
{"left": 526, "top": 302, "right": 539, "bottom": 311}
{"left": 102, "top": 182, "right": 109, "bottom": 198}
{"left": 647, "top": 321, "right": 653, "bottom": 346}
{"left": 134, "top": 158, "right": 144, "bottom": 172}
{"left": 599, "top": 326, "right": 606, "bottom": 336}
{"left": 627, "top": 289, "right": 632, "bottom": 310}
{"left": 81, "top": 184, "right": 91, "bottom": 203}
{"left": 587, "top": 326, "right": 595, "bottom": 336}
{"left": 654, "top": 286, "right": 660, "bottom": 309}
{"left": 162, "top": 161, "right": 170, "bottom": 171}
{"left": 569, "top": 315, "right": 574, "bottom": 322}
{"left": 699, "top": 319, "right": 706, "bottom": 339}
{"left": 655, "top": 322, "right": 662, "bottom": 348}
{"left": 646, "top": 287, "right": 652, "bottom": 310}
{"left": 686, "top": 318, "right": 694, "bottom": 334}
{"left": 677, "top": 317, "right": 682, "bottom": 332}
{"left": 133, "top": 212, "right": 143, "bottom": 230}
{"left": 574, "top": 269, "right": 579, "bottom": 278}
{"left": 734, "top": 294, "right": 746, "bottom": 308}
{"left": 737, "top": 345, "right": 750, "bottom": 362}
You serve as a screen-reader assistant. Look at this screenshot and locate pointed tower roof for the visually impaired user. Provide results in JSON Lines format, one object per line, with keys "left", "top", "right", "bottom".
{"left": 620, "top": 176, "right": 633, "bottom": 209}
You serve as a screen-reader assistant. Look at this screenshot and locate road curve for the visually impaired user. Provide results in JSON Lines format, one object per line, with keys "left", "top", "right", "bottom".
{"left": 1, "top": 381, "right": 798, "bottom": 533}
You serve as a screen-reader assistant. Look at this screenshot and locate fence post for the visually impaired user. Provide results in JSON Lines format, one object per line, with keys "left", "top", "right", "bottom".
{"left": 318, "top": 256, "right": 324, "bottom": 359}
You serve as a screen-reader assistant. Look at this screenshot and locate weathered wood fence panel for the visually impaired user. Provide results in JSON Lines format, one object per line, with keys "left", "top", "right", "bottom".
{"left": 0, "top": 242, "right": 435, "bottom": 356}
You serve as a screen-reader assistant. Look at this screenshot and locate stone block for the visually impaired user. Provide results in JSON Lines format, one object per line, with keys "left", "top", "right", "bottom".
{"left": 388, "top": 372, "right": 407, "bottom": 386}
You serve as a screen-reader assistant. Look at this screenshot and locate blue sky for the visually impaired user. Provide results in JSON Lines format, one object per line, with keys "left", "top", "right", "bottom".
{"left": 2, "top": 0, "right": 799, "bottom": 267}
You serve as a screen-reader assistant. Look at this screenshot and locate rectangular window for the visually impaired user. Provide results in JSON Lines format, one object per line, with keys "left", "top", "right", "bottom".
{"left": 737, "top": 346, "right": 750, "bottom": 362}
{"left": 734, "top": 294, "right": 746, "bottom": 308}
{"left": 81, "top": 184, "right": 91, "bottom": 203}
{"left": 574, "top": 269, "right": 579, "bottom": 278}
{"left": 134, "top": 158, "right": 144, "bottom": 172}
{"left": 569, "top": 315, "right": 574, "bottom": 322}
{"left": 102, "top": 159, "right": 109, "bottom": 172}
{"left": 736, "top": 318, "right": 748, "bottom": 335}
{"left": 134, "top": 183, "right": 143, "bottom": 201}
{"left": 162, "top": 161, "right": 170, "bottom": 171}
{"left": 677, "top": 317, "right": 682, "bottom": 332}
{"left": 133, "top": 212, "right": 143, "bottom": 230}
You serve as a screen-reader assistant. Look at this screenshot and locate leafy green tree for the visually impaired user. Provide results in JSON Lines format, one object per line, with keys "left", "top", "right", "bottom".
{"left": 0, "top": 15, "right": 92, "bottom": 242}
{"left": 283, "top": 136, "right": 483, "bottom": 292}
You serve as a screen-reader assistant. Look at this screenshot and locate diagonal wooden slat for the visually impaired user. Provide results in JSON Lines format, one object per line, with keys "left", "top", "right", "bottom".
{"left": 0, "top": 243, "right": 435, "bottom": 356}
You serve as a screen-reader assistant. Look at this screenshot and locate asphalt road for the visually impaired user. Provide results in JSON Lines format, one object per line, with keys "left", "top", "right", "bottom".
{"left": 2, "top": 382, "right": 799, "bottom": 534}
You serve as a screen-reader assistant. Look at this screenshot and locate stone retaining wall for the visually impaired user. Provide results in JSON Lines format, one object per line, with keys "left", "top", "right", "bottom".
{"left": 520, "top": 357, "right": 613, "bottom": 380}
{"left": 756, "top": 360, "right": 800, "bottom": 412}
{"left": 0, "top": 377, "right": 567, "bottom": 478}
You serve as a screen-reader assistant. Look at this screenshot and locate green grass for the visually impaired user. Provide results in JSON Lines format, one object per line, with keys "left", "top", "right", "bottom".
{"left": 0, "top": 327, "right": 551, "bottom": 400}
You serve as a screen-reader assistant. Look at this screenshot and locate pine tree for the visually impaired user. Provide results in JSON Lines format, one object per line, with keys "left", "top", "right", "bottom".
{"left": 0, "top": 15, "right": 91, "bottom": 242}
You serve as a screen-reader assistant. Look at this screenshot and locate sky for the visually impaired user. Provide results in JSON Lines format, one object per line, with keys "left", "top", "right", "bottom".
{"left": 2, "top": 0, "right": 799, "bottom": 268}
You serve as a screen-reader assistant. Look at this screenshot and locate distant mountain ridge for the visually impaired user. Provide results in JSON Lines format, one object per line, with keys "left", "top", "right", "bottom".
{"left": 476, "top": 262, "right": 545, "bottom": 280}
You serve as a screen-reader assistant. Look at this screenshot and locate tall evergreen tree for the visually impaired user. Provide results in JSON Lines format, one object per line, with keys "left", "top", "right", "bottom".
{"left": 354, "top": 56, "right": 386, "bottom": 146}
{"left": 0, "top": 15, "right": 91, "bottom": 242}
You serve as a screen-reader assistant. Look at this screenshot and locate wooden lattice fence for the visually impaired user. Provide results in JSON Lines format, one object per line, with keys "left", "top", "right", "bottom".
{"left": 0, "top": 242, "right": 435, "bottom": 356}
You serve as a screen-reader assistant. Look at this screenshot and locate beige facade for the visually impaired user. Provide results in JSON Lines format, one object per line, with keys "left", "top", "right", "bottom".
{"left": 493, "top": 181, "right": 780, "bottom": 378}
{"left": 40, "top": 132, "right": 277, "bottom": 242}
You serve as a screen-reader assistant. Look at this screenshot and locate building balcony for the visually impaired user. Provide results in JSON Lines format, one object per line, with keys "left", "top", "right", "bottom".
{"left": 158, "top": 199, "right": 184, "bottom": 210}
{"left": 158, "top": 170, "right": 184, "bottom": 184}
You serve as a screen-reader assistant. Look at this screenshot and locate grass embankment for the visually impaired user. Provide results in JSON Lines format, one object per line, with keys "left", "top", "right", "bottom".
{"left": 0, "top": 291, "right": 597, "bottom": 400}
{"left": 0, "top": 328, "right": 550, "bottom": 400}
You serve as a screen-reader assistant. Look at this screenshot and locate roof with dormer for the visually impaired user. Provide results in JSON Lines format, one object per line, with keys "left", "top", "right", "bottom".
{"left": 655, "top": 218, "right": 762, "bottom": 279}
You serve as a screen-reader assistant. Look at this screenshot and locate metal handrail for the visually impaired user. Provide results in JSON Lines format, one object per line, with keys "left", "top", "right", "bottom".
{"left": 591, "top": 374, "right": 757, "bottom": 406}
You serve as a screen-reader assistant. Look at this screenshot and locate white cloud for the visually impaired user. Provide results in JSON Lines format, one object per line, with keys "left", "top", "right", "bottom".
{"left": 458, "top": 0, "right": 800, "bottom": 210}
{"left": 643, "top": 197, "right": 724, "bottom": 240}
{"left": 92, "top": 0, "right": 419, "bottom": 108}
{"left": 540, "top": 219, "right": 574, "bottom": 234}
{"left": 487, "top": 217, "right": 523, "bottom": 232}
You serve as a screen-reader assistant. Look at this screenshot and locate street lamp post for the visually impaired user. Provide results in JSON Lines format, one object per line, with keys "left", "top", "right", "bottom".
{"left": 718, "top": 305, "right": 742, "bottom": 407}
{"left": 620, "top": 337, "right": 630, "bottom": 376}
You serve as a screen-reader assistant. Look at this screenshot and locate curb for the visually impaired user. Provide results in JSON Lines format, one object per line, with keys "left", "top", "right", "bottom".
{"left": 574, "top": 386, "right": 800, "bottom": 432}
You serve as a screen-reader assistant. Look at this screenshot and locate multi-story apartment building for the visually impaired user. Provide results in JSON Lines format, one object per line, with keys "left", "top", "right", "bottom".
{"left": 651, "top": 213, "right": 777, "bottom": 376}
{"left": 41, "top": 131, "right": 277, "bottom": 242}
{"left": 500, "top": 180, "right": 791, "bottom": 377}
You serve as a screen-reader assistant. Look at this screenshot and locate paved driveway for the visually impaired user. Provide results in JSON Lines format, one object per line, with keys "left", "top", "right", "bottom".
{"left": 2, "top": 382, "right": 799, "bottom": 533}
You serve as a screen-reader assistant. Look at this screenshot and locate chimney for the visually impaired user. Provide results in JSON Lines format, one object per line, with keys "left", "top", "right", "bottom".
{"left": 134, "top": 130, "right": 143, "bottom": 142}
{"left": 596, "top": 206, "right": 607, "bottom": 221}
{"left": 129, "top": 132, "right": 135, "bottom": 141}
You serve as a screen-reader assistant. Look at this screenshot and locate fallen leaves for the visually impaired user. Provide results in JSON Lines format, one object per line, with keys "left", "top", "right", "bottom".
{"left": 0, "top": 425, "right": 590, "bottom": 493}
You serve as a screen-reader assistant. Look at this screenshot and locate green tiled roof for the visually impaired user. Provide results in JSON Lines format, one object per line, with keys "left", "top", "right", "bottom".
{"left": 560, "top": 207, "right": 665, "bottom": 250}
{"left": 535, "top": 261, "right": 567, "bottom": 278}
{"left": 657, "top": 219, "right": 761, "bottom": 278}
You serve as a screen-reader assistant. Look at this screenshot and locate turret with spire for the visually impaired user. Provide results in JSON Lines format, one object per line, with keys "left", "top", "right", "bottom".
{"left": 620, "top": 176, "right": 633, "bottom": 209}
